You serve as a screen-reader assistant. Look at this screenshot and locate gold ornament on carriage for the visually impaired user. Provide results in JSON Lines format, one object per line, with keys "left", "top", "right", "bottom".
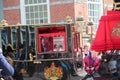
{"left": 44, "top": 62, "right": 63, "bottom": 80}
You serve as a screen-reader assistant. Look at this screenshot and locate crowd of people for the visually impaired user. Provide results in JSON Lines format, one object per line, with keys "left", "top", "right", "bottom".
{"left": 0, "top": 41, "right": 120, "bottom": 80}
{"left": 0, "top": 43, "right": 36, "bottom": 80}
{"left": 76, "top": 42, "right": 120, "bottom": 80}
{"left": 81, "top": 43, "right": 101, "bottom": 80}
{"left": 0, "top": 48, "right": 14, "bottom": 80}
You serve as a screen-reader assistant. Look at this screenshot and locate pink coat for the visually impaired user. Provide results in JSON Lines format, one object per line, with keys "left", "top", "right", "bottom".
{"left": 84, "top": 56, "right": 101, "bottom": 74}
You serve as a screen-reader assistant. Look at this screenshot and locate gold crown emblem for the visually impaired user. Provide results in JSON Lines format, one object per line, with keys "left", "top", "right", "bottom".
{"left": 44, "top": 62, "right": 63, "bottom": 80}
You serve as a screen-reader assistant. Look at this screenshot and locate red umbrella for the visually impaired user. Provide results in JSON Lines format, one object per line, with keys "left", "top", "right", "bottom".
{"left": 91, "top": 10, "right": 120, "bottom": 51}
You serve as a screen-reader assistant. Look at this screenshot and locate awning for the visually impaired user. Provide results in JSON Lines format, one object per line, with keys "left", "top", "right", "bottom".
{"left": 91, "top": 10, "right": 120, "bottom": 51}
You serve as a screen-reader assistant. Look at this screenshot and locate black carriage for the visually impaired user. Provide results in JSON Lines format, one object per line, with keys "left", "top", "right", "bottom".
{"left": 0, "top": 20, "right": 83, "bottom": 80}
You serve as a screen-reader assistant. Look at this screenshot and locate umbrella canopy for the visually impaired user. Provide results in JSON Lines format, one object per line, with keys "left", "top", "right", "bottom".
{"left": 91, "top": 10, "right": 120, "bottom": 51}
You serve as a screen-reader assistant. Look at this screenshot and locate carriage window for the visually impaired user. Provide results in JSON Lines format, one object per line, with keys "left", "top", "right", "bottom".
{"left": 40, "top": 36, "right": 65, "bottom": 52}
{"left": 20, "top": 26, "right": 26, "bottom": 46}
{"left": 38, "top": 26, "right": 66, "bottom": 53}
{"left": 53, "top": 37, "right": 64, "bottom": 51}
{"left": 11, "top": 27, "right": 17, "bottom": 48}
{"left": 40, "top": 36, "right": 53, "bottom": 52}
{"left": 28, "top": 26, "right": 35, "bottom": 47}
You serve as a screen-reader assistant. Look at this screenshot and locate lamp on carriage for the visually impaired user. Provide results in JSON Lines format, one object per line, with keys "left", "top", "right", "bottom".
{"left": 87, "top": 18, "right": 94, "bottom": 43}
{"left": 76, "top": 13, "right": 84, "bottom": 47}
{"left": 16, "top": 22, "right": 21, "bottom": 29}
{"left": 1, "top": 19, "right": 8, "bottom": 27}
{"left": 66, "top": 15, "right": 72, "bottom": 23}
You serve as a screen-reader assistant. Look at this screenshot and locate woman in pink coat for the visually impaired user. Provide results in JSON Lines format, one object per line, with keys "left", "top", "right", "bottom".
{"left": 83, "top": 51, "right": 101, "bottom": 74}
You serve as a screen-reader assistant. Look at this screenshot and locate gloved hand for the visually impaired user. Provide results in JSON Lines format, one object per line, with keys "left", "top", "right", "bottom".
{"left": 90, "top": 67, "right": 94, "bottom": 71}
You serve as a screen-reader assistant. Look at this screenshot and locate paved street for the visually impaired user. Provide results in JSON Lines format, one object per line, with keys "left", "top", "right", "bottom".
{"left": 23, "top": 73, "right": 83, "bottom": 80}
{"left": 21, "top": 67, "right": 120, "bottom": 80}
{"left": 24, "top": 73, "right": 80, "bottom": 80}
{"left": 23, "top": 69, "right": 86, "bottom": 80}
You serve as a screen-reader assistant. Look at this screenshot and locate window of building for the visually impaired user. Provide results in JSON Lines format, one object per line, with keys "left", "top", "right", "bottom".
{"left": 87, "top": 0, "right": 103, "bottom": 28}
{"left": 20, "top": 0, "right": 50, "bottom": 24}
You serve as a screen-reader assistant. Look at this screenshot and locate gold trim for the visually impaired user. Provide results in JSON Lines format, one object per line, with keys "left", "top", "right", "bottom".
{"left": 117, "top": 22, "right": 120, "bottom": 26}
{"left": 111, "top": 27, "right": 120, "bottom": 38}
{"left": 66, "top": 16, "right": 72, "bottom": 23}
{"left": 44, "top": 62, "right": 63, "bottom": 80}
{"left": 1, "top": 19, "right": 8, "bottom": 26}
{"left": 114, "top": 1, "right": 120, "bottom": 10}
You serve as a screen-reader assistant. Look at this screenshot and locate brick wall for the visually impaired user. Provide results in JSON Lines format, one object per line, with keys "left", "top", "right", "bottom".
{"left": 50, "top": 3, "right": 75, "bottom": 22}
{"left": 3, "top": 0, "right": 20, "bottom": 7}
{"left": 4, "top": 9, "right": 21, "bottom": 25}
{"left": 2, "top": 0, "right": 113, "bottom": 25}
{"left": 74, "top": 3, "right": 88, "bottom": 22}
{"left": 3, "top": 0, "right": 20, "bottom": 25}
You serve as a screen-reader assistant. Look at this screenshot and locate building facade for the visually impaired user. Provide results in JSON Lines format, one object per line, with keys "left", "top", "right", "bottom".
{"left": 0, "top": 0, "right": 4, "bottom": 21}
{"left": 0, "top": 0, "right": 114, "bottom": 47}
{"left": 1, "top": 0, "right": 113, "bottom": 26}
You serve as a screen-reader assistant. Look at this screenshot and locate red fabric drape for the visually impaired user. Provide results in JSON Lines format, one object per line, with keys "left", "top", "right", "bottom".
{"left": 73, "top": 32, "right": 80, "bottom": 52}
{"left": 91, "top": 10, "right": 120, "bottom": 51}
{"left": 73, "top": 33, "right": 77, "bottom": 51}
{"left": 38, "top": 32, "right": 66, "bottom": 52}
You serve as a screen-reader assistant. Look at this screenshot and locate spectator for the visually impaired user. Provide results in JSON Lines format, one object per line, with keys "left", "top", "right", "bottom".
{"left": 82, "top": 50, "right": 101, "bottom": 80}
{"left": 97, "top": 52, "right": 103, "bottom": 60}
{"left": 5, "top": 44, "right": 16, "bottom": 80}
{"left": 108, "top": 57, "right": 118, "bottom": 76}
{"left": 5, "top": 44, "right": 16, "bottom": 64}
{"left": 0, "top": 48, "right": 14, "bottom": 79}
{"left": 82, "top": 43, "right": 91, "bottom": 59}
{"left": 27, "top": 47, "right": 35, "bottom": 77}
{"left": 13, "top": 43, "right": 26, "bottom": 80}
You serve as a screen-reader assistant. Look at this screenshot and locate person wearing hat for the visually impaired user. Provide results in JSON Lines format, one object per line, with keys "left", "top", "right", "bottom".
{"left": 6, "top": 44, "right": 16, "bottom": 60}
{"left": 5, "top": 44, "right": 16, "bottom": 80}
